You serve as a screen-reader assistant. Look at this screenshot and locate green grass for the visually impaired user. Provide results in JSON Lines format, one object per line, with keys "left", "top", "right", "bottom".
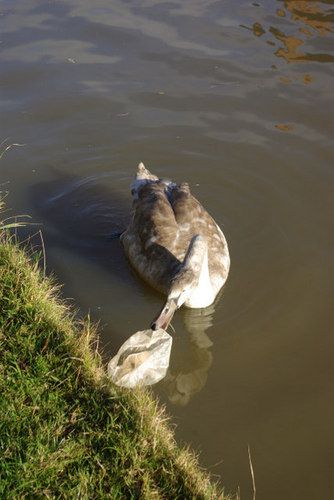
{"left": 0, "top": 233, "right": 230, "bottom": 499}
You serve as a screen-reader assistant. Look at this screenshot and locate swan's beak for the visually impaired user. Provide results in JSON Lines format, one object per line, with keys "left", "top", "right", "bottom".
{"left": 151, "top": 299, "right": 177, "bottom": 331}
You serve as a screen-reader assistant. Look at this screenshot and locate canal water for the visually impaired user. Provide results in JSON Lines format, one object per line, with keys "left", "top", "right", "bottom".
{"left": 1, "top": 1, "right": 333, "bottom": 498}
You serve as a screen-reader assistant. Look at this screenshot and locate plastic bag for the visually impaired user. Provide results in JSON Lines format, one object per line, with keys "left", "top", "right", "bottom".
{"left": 107, "top": 329, "right": 173, "bottom": 388}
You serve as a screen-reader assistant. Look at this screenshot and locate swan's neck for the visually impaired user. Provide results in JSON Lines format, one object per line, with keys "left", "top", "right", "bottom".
{"left": 185, "top": 247, "right": 215, "bottom": 308}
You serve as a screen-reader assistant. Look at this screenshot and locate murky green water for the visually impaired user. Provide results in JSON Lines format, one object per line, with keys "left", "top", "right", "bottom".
{"left": 1, "top": 1, "right": 334, "bottom": 498}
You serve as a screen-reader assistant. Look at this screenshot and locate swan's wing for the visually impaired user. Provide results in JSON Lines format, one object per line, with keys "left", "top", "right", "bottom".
{"left": 169, "top": 183, "right": 218, "bottom": 240}
{"left": 131, "top": 181, "right": 179, "bottom": 254}
{"left": 121, "top": 181, "right": 181, "bottom": 291}
{"left": 168, "top": 183, "right": 230, "bottom": 281}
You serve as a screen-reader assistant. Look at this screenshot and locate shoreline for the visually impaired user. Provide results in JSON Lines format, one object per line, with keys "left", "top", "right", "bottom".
{"left": 0, "top": 236, "right": 230, "bottom": 498}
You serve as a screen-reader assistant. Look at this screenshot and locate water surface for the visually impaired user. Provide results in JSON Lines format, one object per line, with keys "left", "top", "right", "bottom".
{"left": 1, "top": 1, "right": 334, "bottom": 498}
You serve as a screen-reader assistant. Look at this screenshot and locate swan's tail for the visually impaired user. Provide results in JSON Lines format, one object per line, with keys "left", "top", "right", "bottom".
{"left": 136, "top": 162, "right": 158, "bottom": 181}
{"left": 131, "top": 162, "right": 158, "bottom": 196}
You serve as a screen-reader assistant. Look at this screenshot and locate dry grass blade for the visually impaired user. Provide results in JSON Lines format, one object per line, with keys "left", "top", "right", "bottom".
{"left": 248, "top": 445, "right": 256, "bottom": 500}
{"left": 0, "top": 213, "right": 31, "bottom": 232}
{"left": 38, "top": 229, "right": 47, "bottom": 276}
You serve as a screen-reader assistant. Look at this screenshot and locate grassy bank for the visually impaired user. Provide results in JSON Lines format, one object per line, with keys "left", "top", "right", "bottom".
{"left": 0, "top": 235, "right": 229, "bottom": 499}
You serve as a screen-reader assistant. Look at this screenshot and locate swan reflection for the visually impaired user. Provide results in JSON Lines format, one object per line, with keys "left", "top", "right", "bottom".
{"left": 161, "top": 302, "right": 218, "bottom": 406}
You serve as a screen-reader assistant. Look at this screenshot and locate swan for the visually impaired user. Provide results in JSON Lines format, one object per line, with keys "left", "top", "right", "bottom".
{"left": 121, "top": 163, "right": 230, "bottom": 330}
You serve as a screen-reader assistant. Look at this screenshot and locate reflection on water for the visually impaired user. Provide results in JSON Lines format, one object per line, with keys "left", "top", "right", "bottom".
{"left": 252, "top": 22, "right": 266, "bottom": 37}
{"left": 164, "top": 347, "right": 212, "bottom": 406}
{"left": 247, "top": 0, "right": 334, "bottom": 63}
{"left": 161, "top": 304, "right": 216, "bottom": 406}
{"left": 284, "top": 0, "right": 333, "bottom": 36}
{"left": 270, "top": 25, "right": 305, "bottom": 62}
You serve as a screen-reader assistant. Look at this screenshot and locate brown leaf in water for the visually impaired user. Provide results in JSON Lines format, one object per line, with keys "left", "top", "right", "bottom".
{"left": 275, "top": 123, "right": 294, "bottom": 132}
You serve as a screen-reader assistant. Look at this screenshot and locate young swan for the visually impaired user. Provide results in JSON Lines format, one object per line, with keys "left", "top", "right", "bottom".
{"left": 151, "top": 234, "right": 212, "bottom": 330}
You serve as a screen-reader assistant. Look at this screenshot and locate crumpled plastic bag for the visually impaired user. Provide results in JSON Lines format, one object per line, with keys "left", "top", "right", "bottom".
{"left": 107, "top": 329, "right": 173, "bottom": 388}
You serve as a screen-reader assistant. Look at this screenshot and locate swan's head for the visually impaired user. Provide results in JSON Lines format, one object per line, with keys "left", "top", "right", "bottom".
{"left": 150, "top": 235, "right": 207, "bottom": 331}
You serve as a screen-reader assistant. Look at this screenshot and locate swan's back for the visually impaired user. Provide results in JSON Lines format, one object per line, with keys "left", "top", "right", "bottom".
{"left": 121, "top": 174, "right": 230, "bottom": 295}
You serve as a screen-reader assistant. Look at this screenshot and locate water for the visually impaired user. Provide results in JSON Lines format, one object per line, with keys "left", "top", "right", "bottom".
{"left": 1, "top": 1, "right": 334, "bottom": 498}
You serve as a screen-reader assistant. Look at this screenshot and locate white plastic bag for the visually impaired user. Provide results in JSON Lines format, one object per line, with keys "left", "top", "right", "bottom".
{"left": 107, "top": 329, "right": 172, "bottom": 388}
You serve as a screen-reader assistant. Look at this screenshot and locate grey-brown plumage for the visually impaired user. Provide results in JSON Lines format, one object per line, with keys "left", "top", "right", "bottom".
{"left": 121, "top": 163, "right": 230, "bottom": 329}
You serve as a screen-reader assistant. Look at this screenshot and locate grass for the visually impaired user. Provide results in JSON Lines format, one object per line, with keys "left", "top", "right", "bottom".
{"left": 0, "top": 227, "right": 230, "bottom": 498}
